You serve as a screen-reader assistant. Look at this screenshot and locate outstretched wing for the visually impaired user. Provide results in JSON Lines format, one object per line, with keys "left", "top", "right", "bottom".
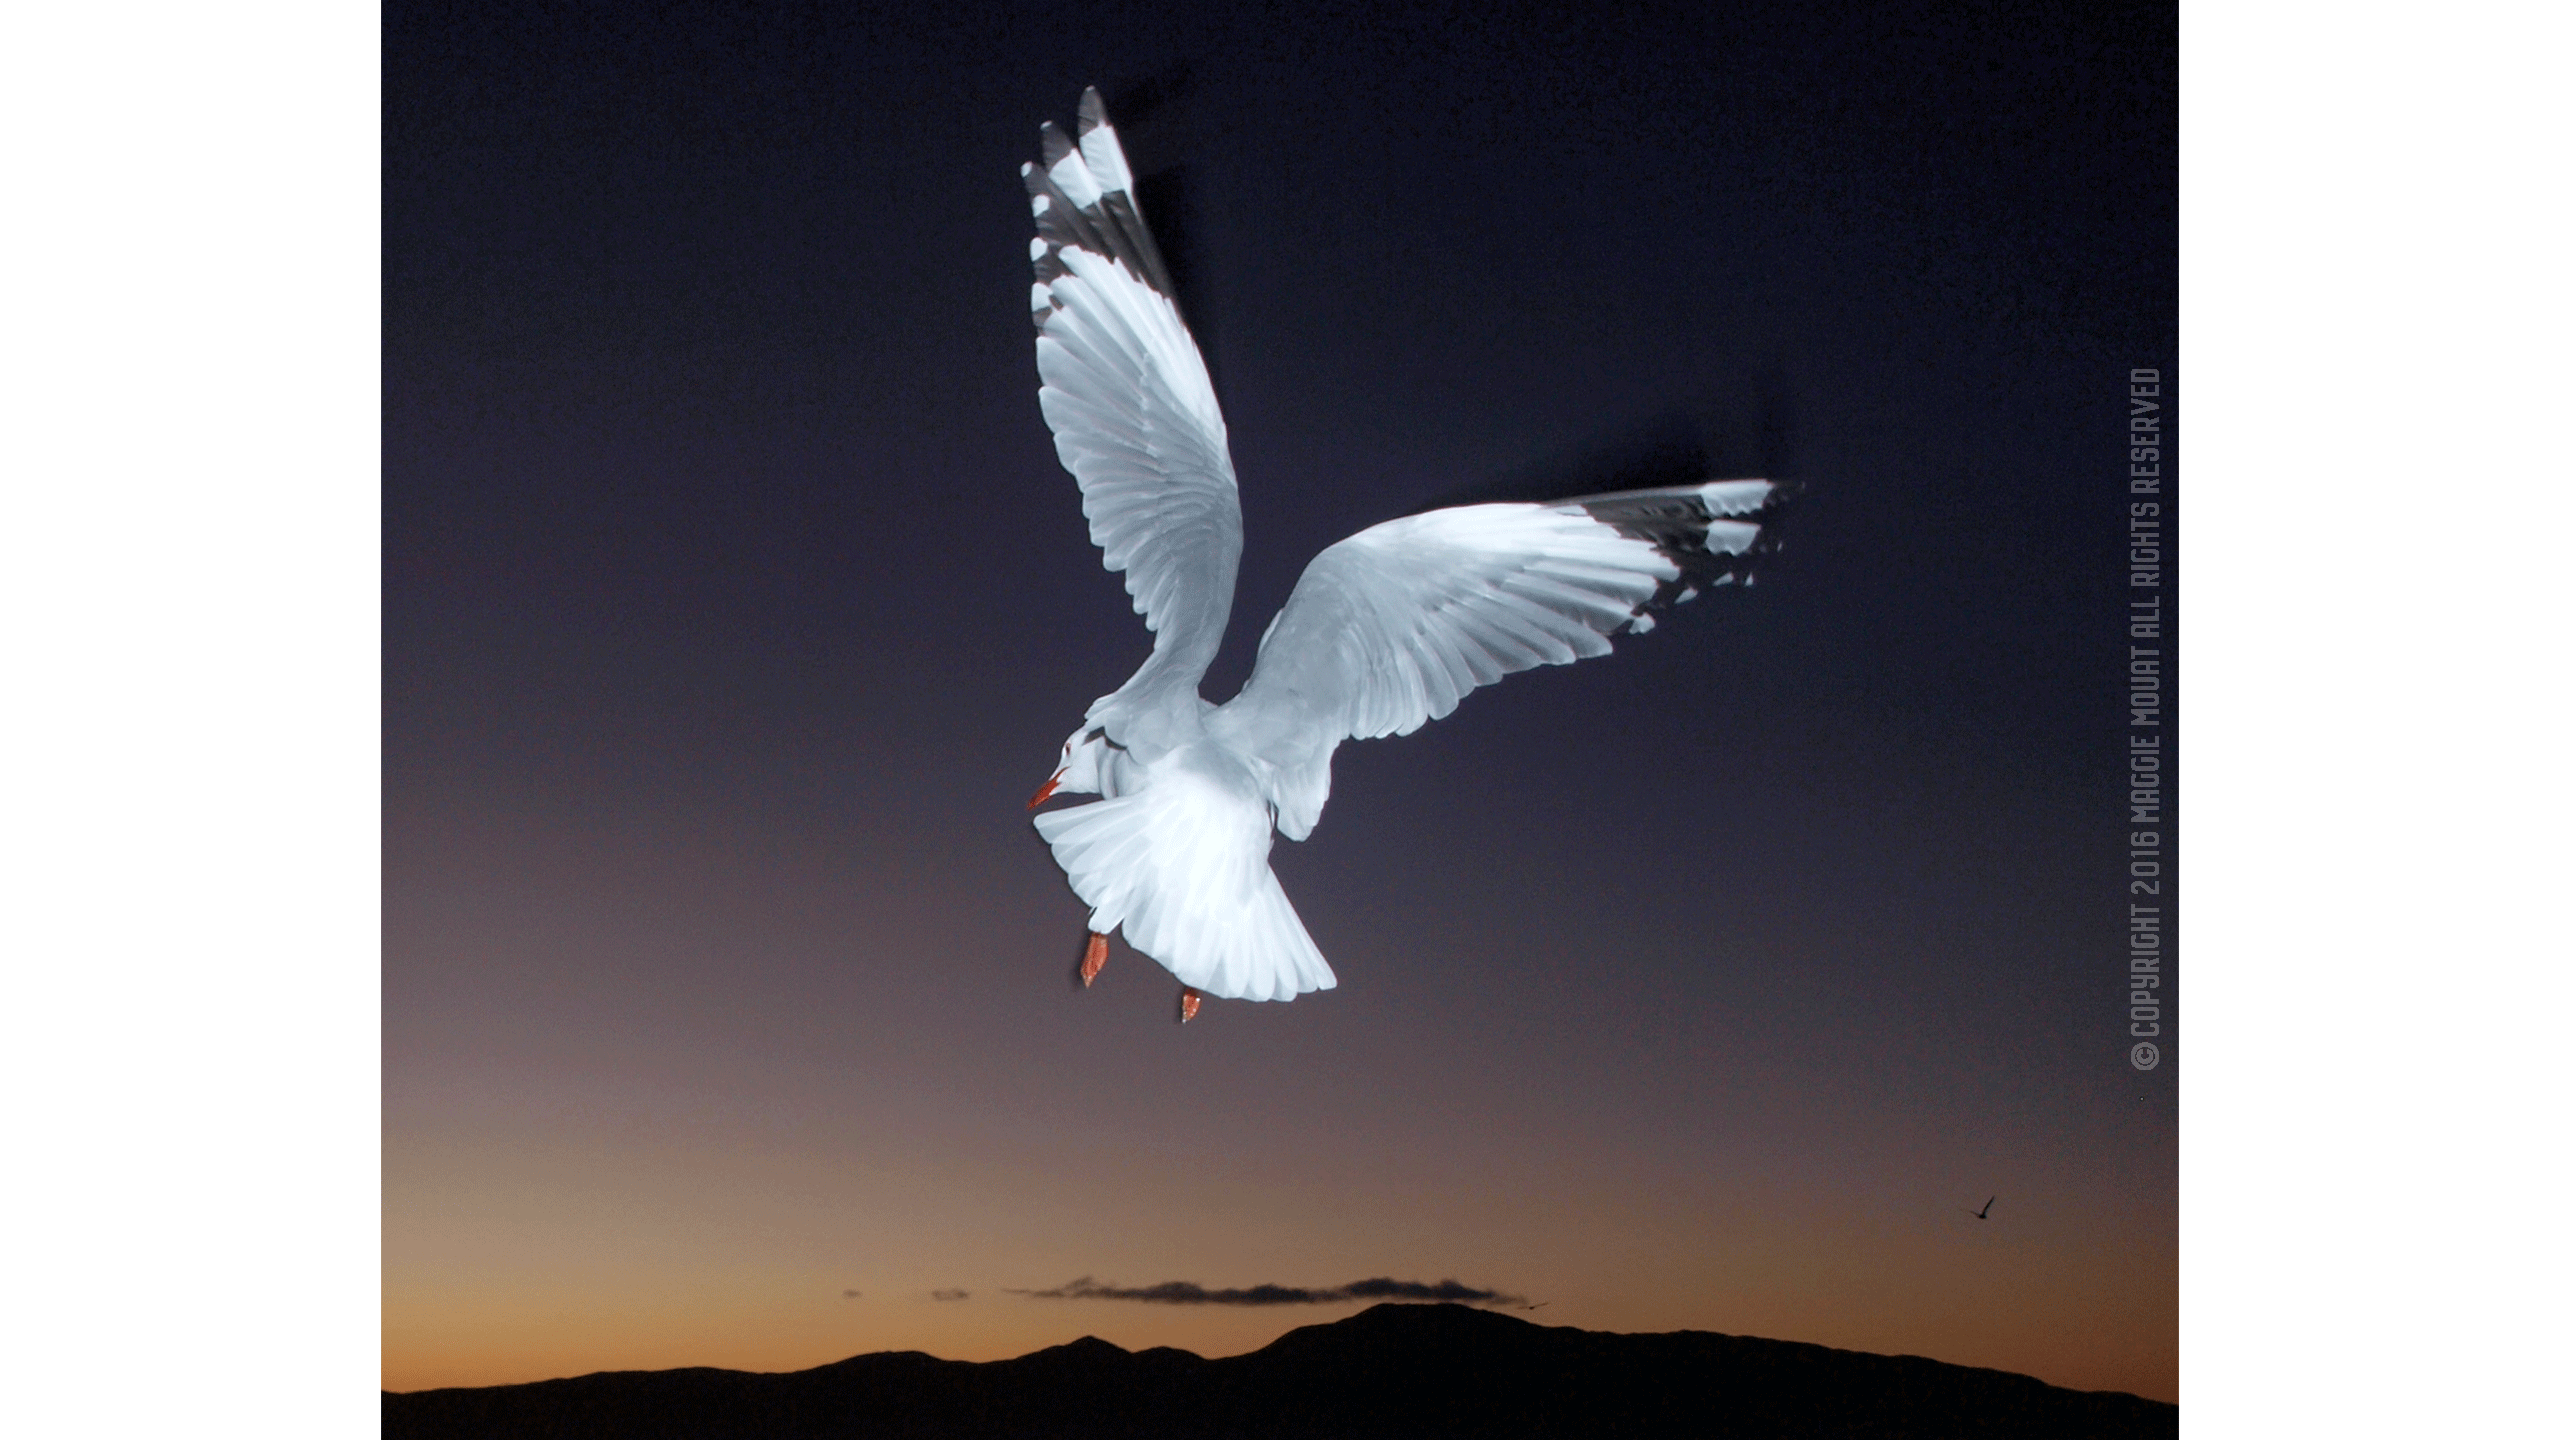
{"left": 1213, "top": 481, "right": 1784, "bottom": 839}
{"left": 1026, "top": 90, "right": 1239, "bottom": 749}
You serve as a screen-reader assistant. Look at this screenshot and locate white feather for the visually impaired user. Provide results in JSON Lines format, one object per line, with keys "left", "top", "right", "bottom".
{"left": 1075, "top": 114, "right": 1134, "bottom": 204}
{"left": 1704, "top": 519, "right": 1761, "bottom": 553}
{"left": 1046, "top": 147, "right": 1104, "bottom": 209}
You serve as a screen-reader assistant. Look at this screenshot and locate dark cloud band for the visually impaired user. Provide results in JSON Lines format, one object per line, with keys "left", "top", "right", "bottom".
{"left": 1018, "top": 1276, "right": 1523, "bottom": 1307}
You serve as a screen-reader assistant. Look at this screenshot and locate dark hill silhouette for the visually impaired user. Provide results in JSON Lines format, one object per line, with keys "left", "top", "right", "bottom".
{"left": 384, "top": 1301, "right": 2173, "bottom": 1439}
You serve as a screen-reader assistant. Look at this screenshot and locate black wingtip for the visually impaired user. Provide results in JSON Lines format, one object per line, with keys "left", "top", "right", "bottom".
{"left": 1079, "top": 87, "right": 1110, "bottom": 135}
{"left": 1040, "top": 120, "right": 1075, "bottom": 167}
{"left": 1584, "top": 478, "right": 1800, "bottom": 635}
{"left": 1025, "top": 93, "right": 1186, "bottom": 327}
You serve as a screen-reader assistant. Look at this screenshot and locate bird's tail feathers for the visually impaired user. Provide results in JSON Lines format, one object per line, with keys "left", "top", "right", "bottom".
{"left": 1033, "top": 773, "right": 1337, "bottom": 1003}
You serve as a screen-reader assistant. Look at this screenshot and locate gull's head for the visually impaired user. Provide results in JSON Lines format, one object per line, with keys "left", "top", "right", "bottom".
{"left": 1028, "top": 727, "right": 1111, "bottom": 809}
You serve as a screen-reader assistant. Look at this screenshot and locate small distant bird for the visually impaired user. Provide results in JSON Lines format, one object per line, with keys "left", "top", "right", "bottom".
{"left": 1022, "top": 89, "right": 1789, "bottom": 1020}
{"left": 1971, "top": 1196, "right": 1996, "bottom": 1220}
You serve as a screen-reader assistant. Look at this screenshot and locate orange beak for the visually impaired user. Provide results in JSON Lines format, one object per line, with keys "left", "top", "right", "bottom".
{"left": 1028, "top": 769, "right": 1065, "bottom": 809}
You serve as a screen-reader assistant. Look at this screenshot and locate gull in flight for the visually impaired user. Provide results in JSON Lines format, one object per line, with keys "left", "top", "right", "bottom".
{"left": 1022, "top": 90, "right": 1789, "bottom": 1022}
{"left": 1972, "top": 1197, "right": 1996, "bottom": 1220}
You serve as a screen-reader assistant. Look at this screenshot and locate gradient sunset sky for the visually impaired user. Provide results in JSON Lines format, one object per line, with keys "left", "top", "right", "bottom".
{"left": 384, "top": 0, "right": 2176, "bottom": 1404}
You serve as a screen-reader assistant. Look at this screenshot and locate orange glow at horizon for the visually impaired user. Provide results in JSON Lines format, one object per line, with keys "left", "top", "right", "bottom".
{"left": 386, "top": 861, "right": 2177, "bottom": 1403}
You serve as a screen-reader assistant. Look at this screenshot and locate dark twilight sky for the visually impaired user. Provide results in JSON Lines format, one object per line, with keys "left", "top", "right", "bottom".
{"left": 384, "top": 0, "right": 2177, "bottom": 1403}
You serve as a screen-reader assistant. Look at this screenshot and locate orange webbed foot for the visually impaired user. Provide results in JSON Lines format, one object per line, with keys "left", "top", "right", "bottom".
{"left": 1080, "top": 932, "right": 1109, "bottom": 987}
{"left": 1179, "top": 987, "right": 1201, "bottom": 1023}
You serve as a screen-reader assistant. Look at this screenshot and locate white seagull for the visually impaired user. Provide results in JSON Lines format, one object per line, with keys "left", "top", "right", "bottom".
{"left": 1022, "top": 90, "right": 1788, "bottom": 1022}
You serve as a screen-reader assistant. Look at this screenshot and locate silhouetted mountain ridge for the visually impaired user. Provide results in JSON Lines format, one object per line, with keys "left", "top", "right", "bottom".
{"left": 384, "top": 1301, "right": 2173, "bottom": 1438}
